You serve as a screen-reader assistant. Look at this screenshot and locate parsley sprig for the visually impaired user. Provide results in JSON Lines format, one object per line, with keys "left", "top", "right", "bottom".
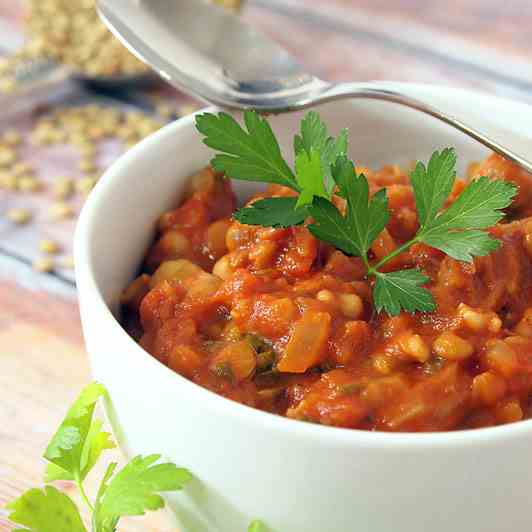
{"left": 197, "top": 110, "right": 517, "bottom": 316}
{"left": 7, "top": 382, "right": 271, "bottom": 532}
{"left": 7, "top": 382, "right": 192, "bottom": 532}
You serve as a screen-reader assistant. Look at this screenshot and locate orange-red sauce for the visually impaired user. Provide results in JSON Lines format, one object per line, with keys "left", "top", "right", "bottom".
{"left": 122, "top": 154, "right": 532, "bottom": 432}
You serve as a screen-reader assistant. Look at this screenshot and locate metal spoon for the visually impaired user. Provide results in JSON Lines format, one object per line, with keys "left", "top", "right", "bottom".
{"left": 96, "top": 0, "right": 532, "bottom": 174}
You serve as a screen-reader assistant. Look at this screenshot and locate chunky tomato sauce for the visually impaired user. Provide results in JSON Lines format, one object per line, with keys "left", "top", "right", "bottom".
{"left": 122, "top": 153, "right": 532, "bottom": 432}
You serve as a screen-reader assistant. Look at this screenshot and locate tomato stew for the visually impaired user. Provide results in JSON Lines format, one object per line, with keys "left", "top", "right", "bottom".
{"left": 122, "top": 154, "right": 532, "bottom": 432}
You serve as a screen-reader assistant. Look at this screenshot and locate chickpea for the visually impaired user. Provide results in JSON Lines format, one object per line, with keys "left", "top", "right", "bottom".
{"left": 523, "top": 220, "right": 532, "bottom": 259}
{"left": 472, "top": 371, "right": 507, "bottom": 406}
{"left": 248, "top": 241, "right": 277, "bottom": 269}
{"left": 209, "top": 340, "right": 256, "bottom": 382}
{"left": 187, "top": 272, "right": 222, "bottom": 299}
{"left": 156, "top": 230, "right": 190, "bottom": 260}
{"left": 121, "top": 274, "right": 151, "bottom": 310}
{"left": 372, "top": 354, "right": 400, "bottom": 375}
{"left": 397, "top": 331, "right": 430, "bottom": 363}
{"left": 316, "top": 289, "right": 335, "bottom": 304}
{"left": 150, "top": 259, "right": 202, "bottom": 288}
{"left": 186, "top": 167, "right": 215, "bottom": 196}
{"left": 514, "top": 308, "right": 532, "bottom": 338}
{"left": 213, "top": 255, "right": 235, "bottom": 280}
{"left": 432, "top": 331, "right": 474, "bottom": 361}
{"left": 225, "top": 223, "right": 252, "bottom": 252}
{"left": 458, "top": 303, "right": 501, "bottom": 333}
{"left": 168, "top": 345, "right": 204, "bottom": 379}
{"left": 485, "top": 339, "right": 519, "bottom": 378}
{"left": 206, "top": 219, "right": 231, "bottom": 260}
{"left": 495, "top": 399, "right": 523, "bottom": 424}
{"left": 338, "top": 293, "right": 363, "bottom": 319}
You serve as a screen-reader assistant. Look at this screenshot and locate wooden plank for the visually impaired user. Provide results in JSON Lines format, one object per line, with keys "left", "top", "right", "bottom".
{"left": 288, "top": 0, "right": 532, "bottom": 59}
{"left": 0, "top": 255, "right": 177, "bottom": 531}
{"left": 247, "top": 0, "right": 532, "bottom": 102}
{"left": 243, "top": 2, "right": 532, "bottom": 106}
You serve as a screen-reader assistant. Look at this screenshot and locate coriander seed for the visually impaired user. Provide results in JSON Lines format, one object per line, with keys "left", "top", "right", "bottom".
{"left": 32, "top": 257, "right": 54, "bottom": 273}
{"left": 6, "top": 208, "right": 31, "bottom": 224}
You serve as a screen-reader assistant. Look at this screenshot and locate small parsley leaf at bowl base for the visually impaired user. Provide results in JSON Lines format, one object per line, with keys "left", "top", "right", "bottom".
{"left": 248, "top": 519, "right": 269, "bottom": 532}
{"left": 43, "top": 382, "right": 107, "bottom": 479}
{"left": 8, "top": 382, "right": 194, "bottom": 532}
{"left": 45, "top": 418, "right": 116, "bottom": 482}
{"left": 373, "top": 269, "right": 436, "bottom": 316}
{"left": 234, "top": 197, "right": 307, "bottom": 228}
{"left": 7, "top": 486, "right": 87, "bottom": 532}
{"left": 94, "top": 454, "right": 193, "bottom": 532}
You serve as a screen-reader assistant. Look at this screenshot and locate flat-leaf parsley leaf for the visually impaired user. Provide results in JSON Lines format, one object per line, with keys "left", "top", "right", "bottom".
{"left": 94, "top": 454, "right": 192, "bottom": 532}
{"left": 7, "top": 485, "right": 87, "bottom": 532}
{"left": 8, "top": 383, "right": 193, "bottom": 532}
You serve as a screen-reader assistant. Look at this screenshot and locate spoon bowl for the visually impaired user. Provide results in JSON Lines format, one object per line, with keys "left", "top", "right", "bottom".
{"left": 96, "top": 0, "right": 532, "bottom": 174}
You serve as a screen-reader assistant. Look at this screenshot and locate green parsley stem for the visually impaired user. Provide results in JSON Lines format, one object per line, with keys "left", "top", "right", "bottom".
{"left": 74, "top": 472, "right": 95, "bottom": 513}
{"left": 367, "top": 236, "right": 419, "bottom": 275}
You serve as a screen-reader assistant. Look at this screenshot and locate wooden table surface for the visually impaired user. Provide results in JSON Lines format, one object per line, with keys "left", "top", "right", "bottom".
{"left": 1, "top": 1, "right": 532, "bottom": 530}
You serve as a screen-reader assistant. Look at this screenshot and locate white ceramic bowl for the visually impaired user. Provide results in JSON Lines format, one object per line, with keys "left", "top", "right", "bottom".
{"left": 75, "top": 83, "right": 532, "bottom": 532}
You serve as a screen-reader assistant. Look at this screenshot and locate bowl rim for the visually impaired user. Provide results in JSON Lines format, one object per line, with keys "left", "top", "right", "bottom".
{"left": 75, "top": 82, "right": 532, "bottom": 449}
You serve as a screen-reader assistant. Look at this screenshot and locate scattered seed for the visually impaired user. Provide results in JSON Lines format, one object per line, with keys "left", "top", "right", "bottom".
{"left": 79, "top": 158, "right": 96, "bottom": 173}
{"left": 0, "top": 147, "right": 16, "bottom": 167}
{"left": 39, "top": 238, "right": 61, "bottom": 254}
{"left": 87, "top": 126, "right": 105, "bottom": 141}
{"left": 6, "top": 208, "right": 31, "bottom": 224}
{"left": 2, "top": 130, "right": 22, "bottom": 146}
{"left": 0, "top": 78, "right": 16, "bottom": 93}
{"left": 18, "top": 176, "right": 42, "bottom": 193}
{"left": 79, "top": 143, "right": 96, "bottom": 157}
{"left": 33, "top": 257, "right": 54, "bottom": 273}
{"left": 76, "top": 176, "right": 97, "bottom": 195}
{"left": 52, "top": 177, "right": 74, "bottom": 200}
{"left": 60, "top": 255, "right": 75, "bottom": 269}
{"left": 0, "top": 172, "right": 18, "bottom": 190}
{"left": 12, "top": 162, "right": 33, "bottom": 176}
{"left": 49, "top": 201, "right": 74, "bottom": 220}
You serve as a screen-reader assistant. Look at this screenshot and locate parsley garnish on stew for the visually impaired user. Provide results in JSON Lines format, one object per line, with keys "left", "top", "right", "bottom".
{"left": 196, "top": 110, "right": 517, "bottom": 316}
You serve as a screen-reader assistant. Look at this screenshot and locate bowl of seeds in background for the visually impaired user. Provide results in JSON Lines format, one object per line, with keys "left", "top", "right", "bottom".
{"left": 0, "top": 0, "right": 148, "bottom": 94}
{"left": 0, "top": 0, "right": 244, "bottom": 92}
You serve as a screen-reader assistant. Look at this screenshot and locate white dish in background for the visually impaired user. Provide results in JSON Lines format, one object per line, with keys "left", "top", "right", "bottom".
{"left": 75, "top": 83, "right": 532, "bottom": 532}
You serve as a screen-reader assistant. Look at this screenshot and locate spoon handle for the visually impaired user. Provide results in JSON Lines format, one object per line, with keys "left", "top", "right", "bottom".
{"left": 314, "top": 82, "right": 532, "bottom": 174}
